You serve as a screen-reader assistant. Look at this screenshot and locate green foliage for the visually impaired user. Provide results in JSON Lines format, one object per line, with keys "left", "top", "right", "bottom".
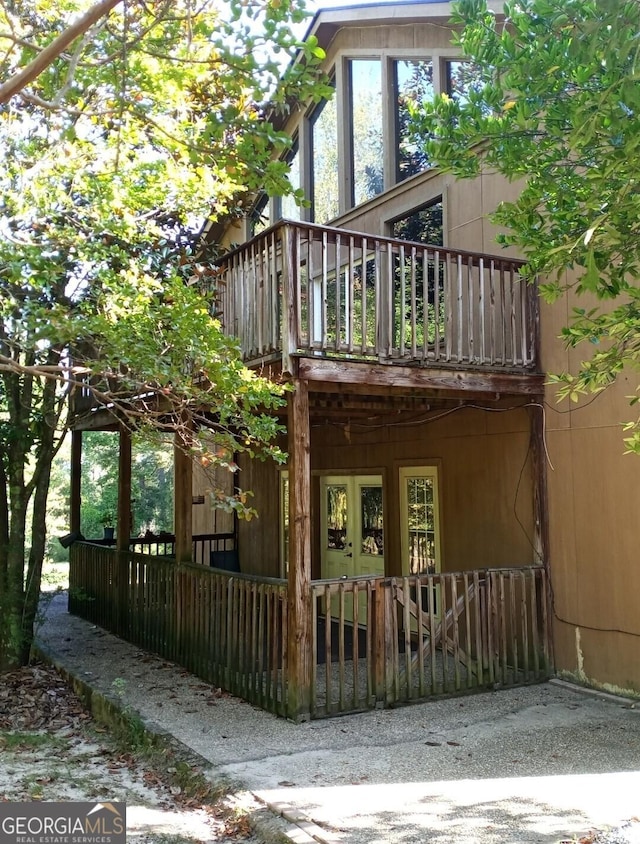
{"left": 0, "top": 0, "right": 329, "bottom": 669}
{"left": 409, "top": 0, "right": 640, "bottom": 450}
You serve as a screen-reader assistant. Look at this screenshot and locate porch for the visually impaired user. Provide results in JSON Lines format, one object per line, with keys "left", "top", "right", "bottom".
{"left": 69, "top": 540, "right": 552, "bottom": 720}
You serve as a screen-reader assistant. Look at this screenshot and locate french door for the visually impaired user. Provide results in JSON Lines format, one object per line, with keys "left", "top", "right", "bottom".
{"left": 320, "top": 474, "right": 385, "bottom": 621}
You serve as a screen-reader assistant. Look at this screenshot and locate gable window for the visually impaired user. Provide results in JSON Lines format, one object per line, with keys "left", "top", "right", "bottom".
{"left": 311, "top": 84, "right": 339, "bottom": 224}
{"left": 349, "top": 59, "right": 383, "bottom": 207}
{"left": 268, "top": 50, "right": 472, "bottom": 226}
{"left": 395, "top": 59, "right": 434, "bottom": 182}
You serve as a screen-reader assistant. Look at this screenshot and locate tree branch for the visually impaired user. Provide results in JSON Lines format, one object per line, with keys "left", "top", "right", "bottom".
{"left": 0, "top": 0, "right": 122, "bottom": 105}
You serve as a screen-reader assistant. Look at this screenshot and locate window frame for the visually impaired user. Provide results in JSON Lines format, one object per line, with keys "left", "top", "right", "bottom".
{"left": 399, "top": 464, "right": 443, "bottom": 577}
{"left": 270, "top": 49, "right": 465, "bottom": 225}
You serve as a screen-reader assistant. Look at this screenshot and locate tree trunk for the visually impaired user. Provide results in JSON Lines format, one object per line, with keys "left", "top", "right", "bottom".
{"left": 0, "top": 361, "right": 66, "bottom": 671}
{"left": 20, "top": 376, "right": 60, "bottom": 665}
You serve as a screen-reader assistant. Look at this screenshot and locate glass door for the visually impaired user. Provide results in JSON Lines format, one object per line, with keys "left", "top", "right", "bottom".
{"left": 320, "top": 475, "right": 385, "bottom": 623}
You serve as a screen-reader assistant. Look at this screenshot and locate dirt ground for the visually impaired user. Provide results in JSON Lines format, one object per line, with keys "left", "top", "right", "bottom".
{"left": 0, "top": 663, "right": 259, "bottom": 844}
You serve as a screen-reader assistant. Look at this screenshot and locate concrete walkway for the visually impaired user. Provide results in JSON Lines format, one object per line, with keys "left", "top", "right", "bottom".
{"left": 38, "top": 593, "right": 640, "bottom": 844}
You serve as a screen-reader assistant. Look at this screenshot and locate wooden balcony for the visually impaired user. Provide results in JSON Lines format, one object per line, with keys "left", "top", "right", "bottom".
{"left": 217, "top": 221, "right": 539, "bottom": 377}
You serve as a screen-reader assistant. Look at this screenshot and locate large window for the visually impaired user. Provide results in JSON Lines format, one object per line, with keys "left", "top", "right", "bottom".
{"left": 269, "top": 51, "right": 472, "bottom": 224}
{"left": 281, "top": 140, "right": 301, "bottom": 222}
{"left": 395, "top": 59, "right": 434, "bottom": 181}
{"left": 311, "top": 87, "right": 339, "bottom": 223}
{"left": 446, "top": 60, "right": 484, "bottom": 105}
{"left": 349, "top": 59, "right": 383, "bottom": 207}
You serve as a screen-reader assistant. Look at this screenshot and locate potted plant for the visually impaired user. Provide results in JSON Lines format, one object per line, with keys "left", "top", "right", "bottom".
{"left": 100, "top": 512, "right": 115, "bottom": 542}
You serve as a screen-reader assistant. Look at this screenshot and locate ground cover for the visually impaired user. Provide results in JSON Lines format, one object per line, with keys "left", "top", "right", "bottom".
{"left": 0, "top": 663, "right": 258, "bottom": 844}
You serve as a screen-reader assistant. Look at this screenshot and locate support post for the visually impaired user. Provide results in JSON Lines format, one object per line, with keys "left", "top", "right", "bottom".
{"left": 530, "top": 400, "right": 554, "bottom": 669}
{"left": 117, "top": 425, "right": 132, "bottom": 634}
{"left": 174, "top": 418, "right": 193, "bottom": 564}
{"left": 287, "top": 376, "right": 312, "bottom": 721}
{"left": 70, "top": 430, "right": 82, "bottom": 534}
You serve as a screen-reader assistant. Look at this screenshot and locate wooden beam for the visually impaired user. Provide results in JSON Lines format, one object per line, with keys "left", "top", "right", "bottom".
{"left": 72, "top": 408, "right": 120, "bottom": 432}
{"left": 116, "top": 426, "right": 132, "bottom": 552}
{"left": 298, "top": 357, "right": 544, "bottom": 396}
{"left": 286, "top": 376, "right": 313, "bottom": 722}
{"left": 116, "top": 425, "right": 132, "bottom": 635}
{"left": 174, "top": 420, "right": 194, "bottom": 563}
{"left": 70, "top": 431, "right": 82, "bottom": 534}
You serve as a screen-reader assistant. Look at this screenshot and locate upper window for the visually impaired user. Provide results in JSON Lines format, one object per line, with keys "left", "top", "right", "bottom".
{"left": 270, "top": 51, "right": 471, "bottom": 225}
{"left": 395, "top": 60, "right": 434, "bottom": 182}
{"left": 311, "top": 85, "right": 339, "bottom": 224}
{"left": 250, "top": 193, "right": 270, "bottom": 237}
{"left": 349, "top": 59, "right": 383, "bottom": 207}
{"left": 281, "top": 140, "right": 301, "bottom": 222}
{"left": 446, "top": 60, "right": 484, "bottom": 105}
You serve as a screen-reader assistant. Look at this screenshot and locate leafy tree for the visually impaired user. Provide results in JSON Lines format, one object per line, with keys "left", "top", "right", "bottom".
{"left": 74, "top": 432, "right": 174, "bottom": 539}
{"left": 0, "top": 0, "right": 330, "bottom": 670}
{"left": 408, "top": 0, "right": 640, "bottom": 450}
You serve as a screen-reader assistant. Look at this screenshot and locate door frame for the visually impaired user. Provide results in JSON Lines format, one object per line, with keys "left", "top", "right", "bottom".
{"left": 319, "top": 473, "right": 386, "bottom": 581}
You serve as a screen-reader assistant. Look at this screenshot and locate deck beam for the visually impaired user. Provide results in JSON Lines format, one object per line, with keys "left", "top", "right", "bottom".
{"left": 298, "top": 357, "right": 544, "bottom": 397}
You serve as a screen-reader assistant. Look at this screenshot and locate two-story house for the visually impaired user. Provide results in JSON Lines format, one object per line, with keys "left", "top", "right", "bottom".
{"left": 68, "top": 0, "right": 639, "bottom": 720}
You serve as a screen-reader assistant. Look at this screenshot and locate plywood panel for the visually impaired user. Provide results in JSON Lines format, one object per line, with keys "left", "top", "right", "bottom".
{"left": 191, "top": 457, "right": 235, "bottom": 536}
{"left": 236, "top": 454, "right": 281, "bottom": 577}
{"left": 548, "top": 425, "right": 640, "bottom": 692}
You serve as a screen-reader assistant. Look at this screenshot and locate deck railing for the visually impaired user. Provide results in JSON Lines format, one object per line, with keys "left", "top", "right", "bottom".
{"left": 127, "top": 532, "right": 236, "bottom": 566}
{"left": 69, "top": 544, "right": 551, "bottom": 719}
{"left": 69, "top": 542, "right": 287, "bottom": 716}
{"left": 217, "top": 221, "right": 538, "bottom": 371}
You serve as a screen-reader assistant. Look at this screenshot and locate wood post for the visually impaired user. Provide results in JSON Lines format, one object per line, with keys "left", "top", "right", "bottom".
{"left": 530, "top": 400, "right": 554, "bottom": 669}
{"left": 286, "top": 376, "right": 312, "bottom": 721}
{"left": 70, "top": 430, "right": 82, "bottom": 534}
{"left": 116, "top": 426, "right": 132, "bottom": 552}
{"left": 174, "top": 418, "right": 194, "bottom": 564}
{"left": 117, "top": 425, "right": 132, "bottom": 634}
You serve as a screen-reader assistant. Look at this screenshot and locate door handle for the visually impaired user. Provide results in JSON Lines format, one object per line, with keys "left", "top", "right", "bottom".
{"left": 345, "top": 552, "right": 353, "bottom": 558}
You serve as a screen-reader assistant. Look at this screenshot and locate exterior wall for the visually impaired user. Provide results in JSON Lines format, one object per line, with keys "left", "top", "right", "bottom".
{"left": 540, "top": 285, "right": 640, "bottom": 694}
{"left": 219, "top": 3, "right": 640, "bottom": 695}
{"left": 311, "top": 404, "right": 535, "bottom": 576}
{"left": 191, "top": 452, "right": 235, "bottom": 536}
{"left": 236, "top": 452, "right": 281, "bottom": 578}
{"left": 235, "top": 404, "right": 536, "bottom": 580}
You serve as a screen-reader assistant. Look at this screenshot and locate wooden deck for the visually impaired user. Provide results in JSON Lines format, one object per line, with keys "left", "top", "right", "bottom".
{"left": 69, "top": 542, "right": 552, "bottom": 720}
{"left": 216, "top": 221, "right": 539, "bottom": 375}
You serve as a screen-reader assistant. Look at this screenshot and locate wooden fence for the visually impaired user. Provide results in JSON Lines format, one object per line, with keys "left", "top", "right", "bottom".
{"left": 69, "top": 542, "right": 288, "bottom": 715}
{"left": 310, "top": 566, "right": 551, "bottom": 717}
{"left": 69, "top": 545, "right": 551, "bottom": 720}
{"left": 217, "top": 221, "right": 538, "bottom": 372}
